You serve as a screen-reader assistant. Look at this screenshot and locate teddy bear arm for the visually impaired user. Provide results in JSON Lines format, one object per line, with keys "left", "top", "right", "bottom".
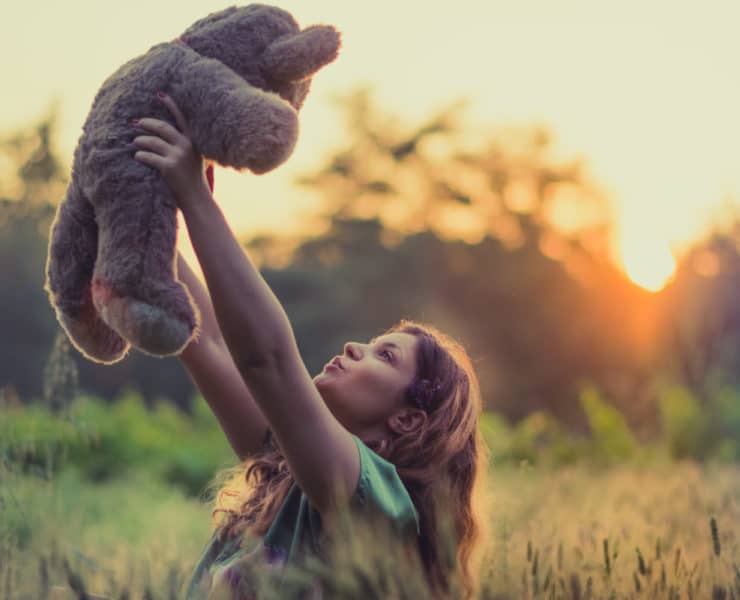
{"left": 176, "top": 58, "right": 299, "bottom": 174}
{"left": 46, "top": 180, "right": 129, "bottom": 363}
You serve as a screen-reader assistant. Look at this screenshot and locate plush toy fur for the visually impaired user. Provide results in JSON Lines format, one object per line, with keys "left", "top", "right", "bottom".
{"left": 45, "top": 4, "right": 340, "bottom": 364}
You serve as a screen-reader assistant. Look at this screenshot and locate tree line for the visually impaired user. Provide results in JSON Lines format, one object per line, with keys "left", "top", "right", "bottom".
{"left": 2, "top": 89, "right": 738, "bottom": 440}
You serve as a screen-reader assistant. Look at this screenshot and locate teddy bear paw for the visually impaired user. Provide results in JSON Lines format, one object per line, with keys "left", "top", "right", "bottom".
{"left": 98, "top": 295, "right": 194, "bottom": 357}
{"left": 58, "top": 309, "right": 129, "bottom": 365}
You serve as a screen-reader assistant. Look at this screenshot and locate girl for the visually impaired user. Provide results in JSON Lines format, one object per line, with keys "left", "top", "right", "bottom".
{"left": 131, "top": 93, "right": 490, "bottom": 599}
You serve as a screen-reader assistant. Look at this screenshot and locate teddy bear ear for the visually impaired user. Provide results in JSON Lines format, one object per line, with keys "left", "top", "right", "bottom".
{"left": 261, "top": 25, "right": 341, "bottom": 83}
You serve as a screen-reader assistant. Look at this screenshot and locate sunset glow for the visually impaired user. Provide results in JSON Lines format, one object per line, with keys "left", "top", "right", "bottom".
{"left": 621, "top": 239, "right": 677, "bottom": 292}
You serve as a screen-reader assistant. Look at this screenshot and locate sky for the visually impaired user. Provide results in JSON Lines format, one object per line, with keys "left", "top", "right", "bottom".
{"left": 2, "top": 0, "right": 739, "bottom": 288}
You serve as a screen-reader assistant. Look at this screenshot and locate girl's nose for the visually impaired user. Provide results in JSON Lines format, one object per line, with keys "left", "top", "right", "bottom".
{"left": 344, "top": 342, "right": 361, "bottom": 360}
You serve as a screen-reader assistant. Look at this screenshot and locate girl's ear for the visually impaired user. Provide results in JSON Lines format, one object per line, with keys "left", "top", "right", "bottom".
{"left": 387, "top": 408, "right": 427, "bottom": 435}
{"left": 261, "top": 25, "right": 341, "bottom": 83}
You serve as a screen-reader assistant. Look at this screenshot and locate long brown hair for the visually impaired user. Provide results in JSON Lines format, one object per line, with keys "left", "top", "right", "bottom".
{"left": 211, "top": 319, "right": 491, "bottom": 598}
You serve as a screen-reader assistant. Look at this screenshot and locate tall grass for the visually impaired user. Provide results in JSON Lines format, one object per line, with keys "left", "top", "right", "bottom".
{"left": 1, "top": 457, "right": 737, "bottom": 598}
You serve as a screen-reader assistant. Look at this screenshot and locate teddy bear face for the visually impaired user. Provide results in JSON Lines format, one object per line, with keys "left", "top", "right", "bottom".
{"left": 180, "top": 4, "right": 314, "bottom": 110}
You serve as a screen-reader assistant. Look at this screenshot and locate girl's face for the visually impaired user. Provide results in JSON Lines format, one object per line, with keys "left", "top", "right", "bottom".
{"left": 313, "top": 332, "right": 419, "bottom": 437}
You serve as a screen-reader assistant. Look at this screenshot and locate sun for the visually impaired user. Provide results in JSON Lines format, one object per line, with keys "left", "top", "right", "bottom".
{"left": 621, "top": 238, "right": 677, "bottom": 292}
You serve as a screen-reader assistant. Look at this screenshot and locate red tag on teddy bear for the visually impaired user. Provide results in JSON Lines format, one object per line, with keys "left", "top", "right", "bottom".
{"left": 205, "top": 163, "right": 214, "bottom": 194}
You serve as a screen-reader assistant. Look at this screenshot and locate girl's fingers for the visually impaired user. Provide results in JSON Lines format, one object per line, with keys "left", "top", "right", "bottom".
{"left": 156, "top": 93, "right": 190, "bottom": 137}
{"left": 133, "top": 149, "right": 170, "bottom": 171}
{"left": 132, "top": 135, "right": 171, "bottom": 156}
{"left": 136, "top": 118, "right": 182, "bottom": 146}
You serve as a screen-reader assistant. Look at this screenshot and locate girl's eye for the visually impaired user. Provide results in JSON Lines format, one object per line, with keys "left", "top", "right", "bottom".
{"left": 381, "top": 350, "right": 393, "bottom": 362}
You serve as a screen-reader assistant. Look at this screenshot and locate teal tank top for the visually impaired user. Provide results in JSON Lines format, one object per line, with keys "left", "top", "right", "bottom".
{"left": 185, "top": 430, "right": 420, "bottom": 598}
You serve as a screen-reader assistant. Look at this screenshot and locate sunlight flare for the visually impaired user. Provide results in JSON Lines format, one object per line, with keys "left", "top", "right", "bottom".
{"left": 621, "top": 237, "right": 677, "bottom": 292}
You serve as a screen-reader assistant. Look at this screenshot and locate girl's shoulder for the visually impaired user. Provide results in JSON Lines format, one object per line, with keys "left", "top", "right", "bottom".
{"left": 263, "top": 427, "right": 420, "bottom": 537}
{"left": 349, "top": 434, "right": 420, "bottom": 537}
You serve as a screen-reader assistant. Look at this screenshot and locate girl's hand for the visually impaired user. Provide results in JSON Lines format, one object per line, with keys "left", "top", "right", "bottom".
{"left": 132, "top": 92, "right": 213, "bottom": 209}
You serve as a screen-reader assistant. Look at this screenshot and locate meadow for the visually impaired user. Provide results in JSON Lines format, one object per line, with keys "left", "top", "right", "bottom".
{"left": 4, "top": 85, "right": 740, "bottom": 597}
{"left": 1, "top": 392, "right": 738, "bottom": 599}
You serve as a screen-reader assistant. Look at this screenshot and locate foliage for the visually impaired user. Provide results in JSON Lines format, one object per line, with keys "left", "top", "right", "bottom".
{"left": 657, "top": 383, "right": 712, "bottom": 461}
{"left": 657, "top": 381, "right": 740, "bottom": 463}
{"left": 480, "top": 381, "right": 740, "bottom": 467}
{"left": 296, "top": 88, "right": 612, "bottom": 254}
{"left": 0, "top": 196, "right": 60, "bottom": 399}
{"left": 481, "top": 410, "right": 583, "bottom": 469}
{"left": 2, "top": 377, "right": 737, "bottom": 514}
{"left": 579, "top": 386, "right": 640, "bottom": 464}
{"left": 710, "top": 385, "right": 740, "bottom": 460}
{"left": 660, "top": 224, "right": 740, "bottom": 392}
{"left": 0, "top": 94, "right": 639, "bottom": 431}
{"left": 0, "top": 391, "right": 234, "bottom": 496}
{"left": 3, "top": 91, "right": 740, "bottom": 450}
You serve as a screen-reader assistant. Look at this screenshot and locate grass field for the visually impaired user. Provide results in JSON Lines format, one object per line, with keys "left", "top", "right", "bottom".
{"left": 1, "top": 460, "right": 738, "bottom": 599}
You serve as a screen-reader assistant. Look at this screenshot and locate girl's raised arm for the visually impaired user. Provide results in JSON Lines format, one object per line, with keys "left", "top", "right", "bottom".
{"left": 177, "top": 252, "right": 269, "bottom": 460}
{"left": 176, "top": 179, "right": 358, "bottom": 513}
{"left": 133, "top": 93, "right": 360, "bottom": 513}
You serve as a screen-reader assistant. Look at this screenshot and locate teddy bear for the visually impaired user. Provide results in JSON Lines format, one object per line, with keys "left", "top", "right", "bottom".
{"left": 44, "top": 4, "right": 340, "bottom": 364}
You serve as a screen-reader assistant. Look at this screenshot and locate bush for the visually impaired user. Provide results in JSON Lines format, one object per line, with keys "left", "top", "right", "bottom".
{"left": 580, "top": 385, "right": 639, "bottom": 464}
{"left": 708, "top": 385, "right": 740, "bottom": 461}
{"left": 657, "top": 384, "right": 712, "bottom": 460}
{"left": 1, "top": 391, "right": 234, "bottom": 496}
{"left": 480, "top": 410, "right": 587, "bottom": 468}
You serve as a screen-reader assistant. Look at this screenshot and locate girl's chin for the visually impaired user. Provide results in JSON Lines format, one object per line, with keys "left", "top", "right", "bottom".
{"left": 314, "top": 372, "right": 330, "bottom": 385}
{"left": 315, "top": 368, "right": 341, "bottom": 382}
{"left": 313, "top": 373, "right": 337, "bottom": 394}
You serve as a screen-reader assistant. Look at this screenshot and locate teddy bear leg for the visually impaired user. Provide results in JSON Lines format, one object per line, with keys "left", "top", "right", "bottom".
{"left": 91, "top": 190, "right": 198, "bottom": 357}
{"left": 45, "top": 180, "right": 129, "bottom": 364}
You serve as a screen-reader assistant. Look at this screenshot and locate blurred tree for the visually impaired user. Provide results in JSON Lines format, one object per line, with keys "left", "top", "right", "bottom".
{"left": 655, "top": 215, "right": 740, "bottom": 459}
{"left": 261, "top": 89, "right": 662, "bottom": 431}
{"left": 0, "top": 108, "right": 63, "bottom": 399}
{"left": 6, "top": 89, "right": 733, "bottom": 445}
{"left": 296, "top": 89, "right": 614, "bottom": 254}
{"left": 0, "top": 194, "right": 59, "bottom": 398}
{"left": 661, "top": 221, "right": 740, "bottom": 395}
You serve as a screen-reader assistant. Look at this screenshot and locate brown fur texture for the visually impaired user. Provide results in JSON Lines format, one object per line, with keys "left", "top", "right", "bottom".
{"left": 45, "top": 4, "right": 340, "bottom": 364}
